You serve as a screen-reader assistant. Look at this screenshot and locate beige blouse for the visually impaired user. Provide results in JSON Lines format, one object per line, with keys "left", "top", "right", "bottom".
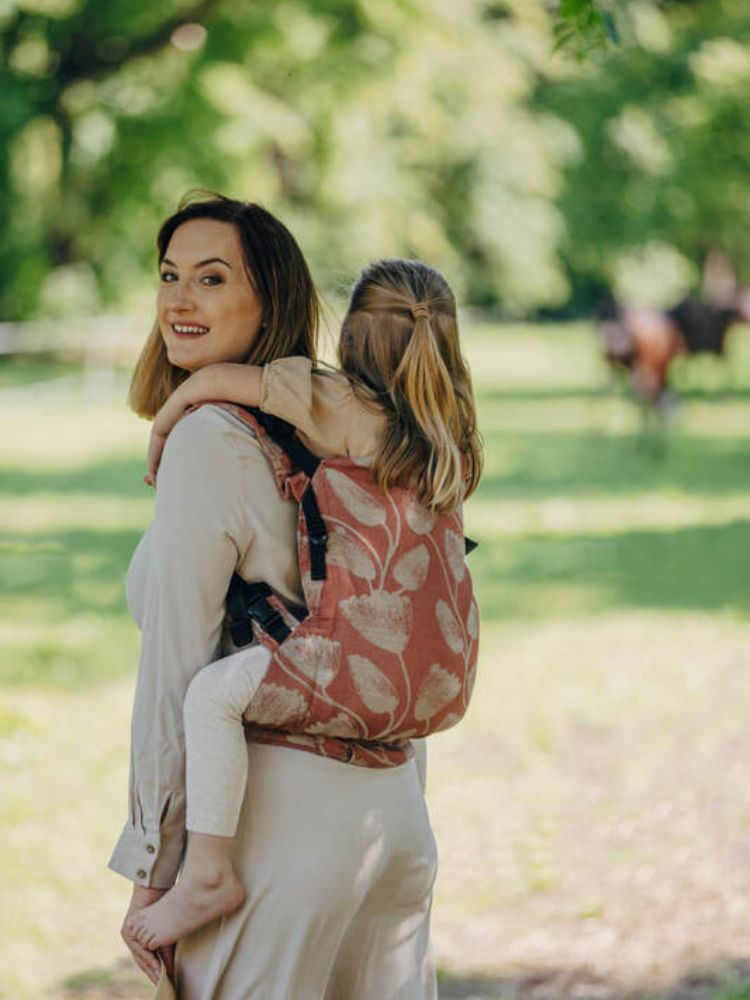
{"left": 109, "top": 359, "right": 393, "bottom": 888}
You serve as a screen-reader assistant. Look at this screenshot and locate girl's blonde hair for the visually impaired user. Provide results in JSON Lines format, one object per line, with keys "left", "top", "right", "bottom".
{"left": 339, "top": 259, "right": 482, "bottom": 513}
{"left": 130, "top": 191, "right": 319, "bottom": 417}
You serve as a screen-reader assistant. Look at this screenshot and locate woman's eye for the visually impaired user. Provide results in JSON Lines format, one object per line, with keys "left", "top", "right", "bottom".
{"left": 160, "top": 271, "right": 177, "bottom": 283}
{"left": 201, "top": 274, "right": 222, "bottom": 286}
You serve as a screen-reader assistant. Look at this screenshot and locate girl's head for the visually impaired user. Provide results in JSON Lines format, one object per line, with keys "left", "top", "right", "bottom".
{"left": 339, "top": 259, "right": 482, "bottom": 512}
{"left": 130, "top": 192, "right": 319, "bottom": 417}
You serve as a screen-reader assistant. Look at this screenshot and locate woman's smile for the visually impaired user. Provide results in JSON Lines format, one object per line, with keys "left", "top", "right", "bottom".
{"left": 172, "top": 322, "right": 211, "bottom": 337}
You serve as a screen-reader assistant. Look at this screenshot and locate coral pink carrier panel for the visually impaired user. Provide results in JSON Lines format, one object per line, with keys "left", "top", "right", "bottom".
{"left": 223, "top": 404, "right": 479, "bottom": 769}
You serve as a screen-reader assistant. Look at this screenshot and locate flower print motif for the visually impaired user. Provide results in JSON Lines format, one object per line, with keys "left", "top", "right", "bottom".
{"left": 393, "top": 544, "right": 430, "bottom": 591}
{"left": 340, "top": 592, "right": 412, "bottom": 653}
{"left": 434, "top": 711, "right": 462, "bottom": 732}
{"left": 466, "top": 661, "right": 478, "bottom": 699}
{"left": 414, "top": 664, "right": 461, "bottom": 721}
{"left": 325, "top": 469, "right": 386, "bottom": 526}
{"left": 404, "top": 496, "right": 436, "bottom": 535}
{"left": 467, "top": 600, "right": 479, "bottom": 640}
{"left": 444, "top": 529, "right": 466, "bottom": 583}
{"left": 300, "top": 570, "right": 323, "bottom": 611}
{"left": 249, "top": 683, "right": 307, "bottom": 727}
{"left": 348, "top": 654, "right": 400, "bottom": 714}
{"left": 281, "top": 635, "right": 341, "bottom": 688}
{"left": 328, "top": 527, "right": 377, "bottom": 580}
{"left": 306, "top": 712, "right": 362, "bottom": 738}
{"left": 435, "top": 599, "right": 464, "bottom": 654}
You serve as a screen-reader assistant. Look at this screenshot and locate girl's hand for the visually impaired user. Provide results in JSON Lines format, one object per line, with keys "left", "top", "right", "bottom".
{"left": 145, "top": 425, "right": 169, "bottom": 487}
{"left": 144, "top": 381, "right": 198, "bottom": 487}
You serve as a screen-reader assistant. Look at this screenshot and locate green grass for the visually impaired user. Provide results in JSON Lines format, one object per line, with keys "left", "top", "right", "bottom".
{"left": 4, "top": 323, "right": 750, "bottom": 998}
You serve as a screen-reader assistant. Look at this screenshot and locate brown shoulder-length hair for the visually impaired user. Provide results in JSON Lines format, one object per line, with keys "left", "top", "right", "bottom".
{"left": 339, "top": 258, "right": 482, "bottom": 513}
{"left": 129, "top": 191, "right": 319, "bottom": 417}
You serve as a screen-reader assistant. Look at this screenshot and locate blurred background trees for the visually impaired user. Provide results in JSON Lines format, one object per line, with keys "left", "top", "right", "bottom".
{"left": 2, "top": 0, "right": 749, "bottom": 320}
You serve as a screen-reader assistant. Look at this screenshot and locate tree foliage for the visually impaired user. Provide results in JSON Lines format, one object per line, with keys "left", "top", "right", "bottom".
{"left": 0, "top": 0, "right": 745, "bottom": 319}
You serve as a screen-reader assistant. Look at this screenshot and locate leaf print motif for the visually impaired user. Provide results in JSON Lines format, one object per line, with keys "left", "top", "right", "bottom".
{"left": 250, "top": 683, "right": 307, "bottom": 727}
{"left": 434, "top": 711, "right": 462, "bottom": 732}
{"left": 414, "top": 664, "right": 461, "bottom": 721}
{"left": 325, "top": 469, "right": 386, "bottom": 526}
{"left": 348, "top": 654, "right": 399, "bottom": 714}
{"left": 282, "top": 635, "right": 341, "bottom": 688}
{"left": 328, "top": 527, "right": 377, "bottom": 580}
{"left": 444, "top": 530, "right": 466, "bottom": 582}
{"left": 393, "top": 544, "right": 430, "bottom": 590}
{"left": 341, "top": 592, "right": 412, "bottom": 653}
{"left": 466, "top": 662, "right": 478, "bottom": 699}
{"left": 467, "top": 600, "right": 479, "bottom": 640}
{"left": 404, "top": 496, "right": 436, "bottom": 535}
{"left": 307, "top": 712, "right": 361, "bottom": 738}
{"left": 300, "top": 571, "right": 324, "bottom": 611}
{"left": 436, "top": 598, "right": 464, "bottom": 654}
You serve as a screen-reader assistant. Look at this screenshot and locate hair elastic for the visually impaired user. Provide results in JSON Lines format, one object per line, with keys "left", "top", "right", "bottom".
{"left": 410, "top": 302, "right": 431, "bottom": 320}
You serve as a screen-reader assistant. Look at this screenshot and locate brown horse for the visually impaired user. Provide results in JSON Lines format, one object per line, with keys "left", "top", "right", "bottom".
{"left": 598, "top": 254, "right": 750, "bottom": 413}
{"left": 599, "top": 297, "right": 746, "bottom": 409}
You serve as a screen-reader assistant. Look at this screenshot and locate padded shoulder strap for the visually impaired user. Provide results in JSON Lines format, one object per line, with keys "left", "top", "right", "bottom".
{"left": 239, "top": 406, "right": 329, "bottom": 581}
{"left": 242, "top": 406, "right": 322, "bottom": 479}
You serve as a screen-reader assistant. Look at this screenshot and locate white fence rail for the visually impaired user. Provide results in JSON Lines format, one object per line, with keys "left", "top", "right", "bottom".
{"left": 0, "top": 315, "right": 146, "bottom": 406}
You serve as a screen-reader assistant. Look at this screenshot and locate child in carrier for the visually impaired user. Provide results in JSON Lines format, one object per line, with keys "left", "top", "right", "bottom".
{"left": 128, "top": 257, "right": 483, "bottom": 951}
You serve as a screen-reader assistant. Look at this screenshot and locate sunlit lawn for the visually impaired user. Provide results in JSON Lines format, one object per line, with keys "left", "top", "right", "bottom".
{"left": 3, "top": 323, "right": 750, "bottom": 998}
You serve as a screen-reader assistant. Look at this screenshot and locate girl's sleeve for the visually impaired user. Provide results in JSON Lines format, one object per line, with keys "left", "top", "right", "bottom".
{"left": 260, "top": 356, "right": 382, "bottom": 457}
{"left": 108, "top": 406, "right": 254, "bottom": 888}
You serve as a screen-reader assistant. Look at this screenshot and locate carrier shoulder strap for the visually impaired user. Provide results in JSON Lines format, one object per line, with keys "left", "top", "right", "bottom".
{"left": 241, "top": 406, "right": 329, "bottom": 582}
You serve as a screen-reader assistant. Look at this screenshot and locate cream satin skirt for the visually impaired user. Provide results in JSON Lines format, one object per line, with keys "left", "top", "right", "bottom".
{"left": 159, "top": 742, "right": 437, "bottom": 1000}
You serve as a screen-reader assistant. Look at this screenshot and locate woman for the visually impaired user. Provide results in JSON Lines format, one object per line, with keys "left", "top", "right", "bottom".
{"left": 110, "top": 193, "right": 437, "bottom": 998}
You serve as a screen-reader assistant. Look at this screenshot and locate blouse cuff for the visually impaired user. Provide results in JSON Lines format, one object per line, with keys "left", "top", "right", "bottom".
{"left": 108, "top": 799, "right": 187, "bottom": 888}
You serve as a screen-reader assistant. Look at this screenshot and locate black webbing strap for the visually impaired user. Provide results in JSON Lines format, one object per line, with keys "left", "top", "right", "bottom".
{"left": 243, "top": 406, "right": 329, "bottom": 581}
{"left": 226, "top": 575, "right": 294, "bottom": 647}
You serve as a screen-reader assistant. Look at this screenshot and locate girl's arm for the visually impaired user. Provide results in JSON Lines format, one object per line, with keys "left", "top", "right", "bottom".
{"left": 146, "top": 363, "right": 262, "bottom": 485}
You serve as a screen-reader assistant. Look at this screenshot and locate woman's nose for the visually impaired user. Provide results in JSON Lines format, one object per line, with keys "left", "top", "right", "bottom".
{"left": 168, "top": 281, "right": 196, "bottom": 311}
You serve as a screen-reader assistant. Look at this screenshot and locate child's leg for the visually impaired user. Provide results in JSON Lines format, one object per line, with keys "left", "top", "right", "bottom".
{"left": 129, "top": 644, "right": 273, "bottom": 950}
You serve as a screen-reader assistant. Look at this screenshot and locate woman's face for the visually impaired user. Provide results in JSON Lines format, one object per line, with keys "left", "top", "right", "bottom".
{"left": 157, "top": 218, "right": 263, "bottom": 372}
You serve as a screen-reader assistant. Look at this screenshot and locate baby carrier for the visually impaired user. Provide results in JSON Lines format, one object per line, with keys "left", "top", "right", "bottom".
{"left": 223, "top": 404, "right": 480, "bottom": 768}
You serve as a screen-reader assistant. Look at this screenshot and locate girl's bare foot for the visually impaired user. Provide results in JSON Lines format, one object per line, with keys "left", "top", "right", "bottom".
{"left": 128, "top": 867, "right": 245, "bottom": 949}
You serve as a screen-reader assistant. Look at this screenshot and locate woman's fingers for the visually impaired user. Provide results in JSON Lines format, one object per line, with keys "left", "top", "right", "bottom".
{"left": 121, "top": 920, "right": 162, "bottom": 984}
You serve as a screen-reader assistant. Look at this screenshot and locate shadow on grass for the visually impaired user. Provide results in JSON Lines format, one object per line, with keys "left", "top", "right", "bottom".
{"left": 436, "top": 961, "right": 750, "bottom": 998}
{"left": 473, "top": 519, "right": 750, "bottom": 620}
{"left": 0, "top": 454, "right": 147, "bottom": 498}
{"left": 477, "top": 431, "right": 750, "bottom": 500}
{"left": 56, "top": 958, "right": 750, "bottom": 999}
{"left": 1, "top": 525, "right": 141, "bottom": 615}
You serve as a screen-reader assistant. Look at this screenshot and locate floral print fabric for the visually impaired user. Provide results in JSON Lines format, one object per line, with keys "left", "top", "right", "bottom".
{"left": 224, "top": 404, "right": 480, "bottom": 769}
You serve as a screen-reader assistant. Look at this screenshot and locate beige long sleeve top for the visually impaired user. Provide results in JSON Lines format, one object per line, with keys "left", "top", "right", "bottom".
{"left": 109, "top": 405, "right": 302, "bottom": 888}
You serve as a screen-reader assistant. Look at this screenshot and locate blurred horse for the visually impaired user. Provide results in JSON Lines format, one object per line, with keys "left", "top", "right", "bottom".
{"left": 598, "top": 253, "right": 750, "bottom": 416}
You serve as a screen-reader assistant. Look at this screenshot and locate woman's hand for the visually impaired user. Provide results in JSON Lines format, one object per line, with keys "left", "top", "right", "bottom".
{"left": 121, "top": 884, "right": 175, "bottom": 984}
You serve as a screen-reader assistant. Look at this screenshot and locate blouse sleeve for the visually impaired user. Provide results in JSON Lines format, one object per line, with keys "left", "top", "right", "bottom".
{"left": 108, "top": 406, "right": 255, "bottom": 888}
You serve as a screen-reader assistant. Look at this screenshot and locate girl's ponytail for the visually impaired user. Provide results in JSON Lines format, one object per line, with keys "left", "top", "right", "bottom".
{"left": 389, "top": 305, "right": 464, "bottom": 511}
{"left": 339, "top": 259, "right": 482, "bottom": 513}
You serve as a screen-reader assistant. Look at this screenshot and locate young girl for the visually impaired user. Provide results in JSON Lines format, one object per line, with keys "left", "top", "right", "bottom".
{"left": 128, "top": 257, "right": 482, "bottom": 951}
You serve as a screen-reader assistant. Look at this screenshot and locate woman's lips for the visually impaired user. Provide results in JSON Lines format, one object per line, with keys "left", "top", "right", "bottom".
{"left": 172, "top": 323, "right": 210, "bottom": 338}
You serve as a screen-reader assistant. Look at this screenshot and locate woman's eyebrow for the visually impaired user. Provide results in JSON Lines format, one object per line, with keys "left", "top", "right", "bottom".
{"left": 161, "top": 256, "right": 233, "bottom": 268}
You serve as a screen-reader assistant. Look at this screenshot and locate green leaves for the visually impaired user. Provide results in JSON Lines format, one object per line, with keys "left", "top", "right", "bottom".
{"left": 553, "top": 0, "right": 621, "bottom": 57}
